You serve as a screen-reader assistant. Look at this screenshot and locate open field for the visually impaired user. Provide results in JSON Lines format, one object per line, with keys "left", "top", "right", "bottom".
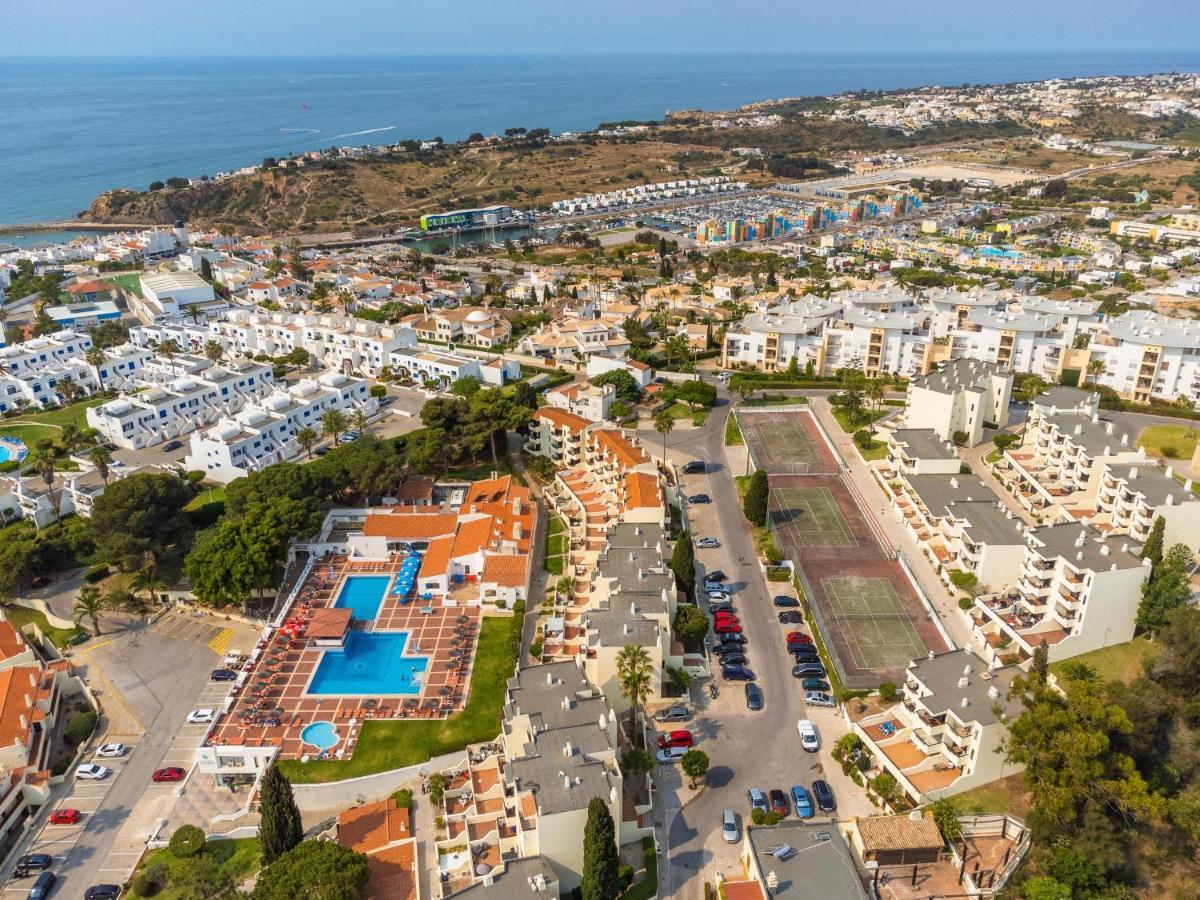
{"left": 1049, "top": 635, "right": 1159, "bottom": 686}
{"left": 1137, "top": 424, "right": 1199, "bottom": 462}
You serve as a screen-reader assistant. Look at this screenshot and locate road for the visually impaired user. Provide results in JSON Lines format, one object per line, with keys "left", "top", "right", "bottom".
{"left": 636, "top": 390, "right": 873, "bottom": 899}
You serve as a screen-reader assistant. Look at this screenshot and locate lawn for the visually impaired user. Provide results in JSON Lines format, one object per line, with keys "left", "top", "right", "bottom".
{"left": 544, "top": 514, "right": 567, "bottom": 575}
{"left": 854, "top": 438, "right": 889, "bottom": 462}
{"left": 3, "top": 604, "right": 87, "bottom": 649}
{"left": 134, "top": 838, "right": 260, "bottom": 898}
{"left": 1049, "top": 635, "right": 1159, "bottom": 686}
{"left": 0, "top": 397, "right": 108, "bottom": 451}
{"left": 186, "top": 485, "right": 227, "bottom": 511}
{"left": 741, "top": 394, "right": 808, "bottom": 407}
{"left": 103, "top": 273, "right": 144, "bottom": 297}
{"left": 660, "top": 401, "right": 697, "bottom": 421}
{"left": 279, "top": 611, "right": 521, "bottom": 783}
{"left": 831, "top": 406, "right": 889, "bottom": 434}
{"left": 948, "top": 773, "right": 1030, "bottom": 819}
{"left": 1137, "top": 424, "right": 1199, "bottom": 462}
{"left": 724, "top": 413, "right": 744, "bottom": 446}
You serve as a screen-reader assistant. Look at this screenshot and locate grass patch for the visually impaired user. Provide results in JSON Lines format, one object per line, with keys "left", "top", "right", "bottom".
{"left": 3, "top": 604, "right": 87, "bottom": 649}
{"left": 103, "top": 273, "right": 144, "bottom": 297}
{"left": 855, "top": 440, "right": 889, "bottom": 462}
{"left": 185, "top": 486, "right": 227, "bottom": 511}
{"left": 1137, "top": 424, "right": 1199, "bottom": 462}
{"left": 0, "top": 397, "right": 108, "bottom": 452}
{"left": 279, "top": 612, "right": 522, "bottom": 783}
{"left": 135, "top": 838, "right": 260, "bottom": 899}
{"left": 544, "top": 514, "right": 567, "bottom": 575}
{"left": 947, "top": 773, "right": 1030, "bottom": 819}
{"left": 741, "top": 394, "right": 808, "bottom": 407}
{"left": 1049, "top": 635, "right": 1159, "bottom": 686}
{"left": 831, "top": 407, "right": 888, "bottom": 434}
{"left": 659, "top": 402, "right": 696, "bottom": 421}
{"left": 619, "top": 836, "right": 658, "bottom": 900}
{"left": 440, "top": 454, "right": 522, "bottom": 484}
{"left": 725, "top": 413, "right": 743, "bottom": 446}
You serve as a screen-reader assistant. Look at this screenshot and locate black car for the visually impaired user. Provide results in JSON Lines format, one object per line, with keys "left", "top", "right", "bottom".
{"left": 722, "top": 665, "right": 756, "bottom": 682}
{"left": 792, "top": 649, "right": 821, "bottom": 663}
{"left": 778, "top": 611, "right": 804, "bottom": 624}
{"left": 210, "top": 669, "right": 237, "bottom": 682}
{"left": 162, "top": 440, "right": 184, "bottom": 452}
{"left": 706, "top": 571, "right": 728, "bottom": 583}
{"left": 28, "top": 871, "right": 55, "bottom": 900}
{"left": 687, "top": 494, "right": 712, "bottom": 504}
{"left": 708, "top": 603, "right": 735, "bottom": 615}
{"left": 792, "top": 662, "right": 827, "bottom": 678}
{"left": 716, "top": 632, "right": 747, "bottom": 645}
{"left": 745, "top": 682, "right": 764, "bottom": 711}
{"left": 15, "top": 854, "right": 53, "bottom": 877}
{"left": 713, "top": 643, "right": 745, "bottom": 656}
{"left": 84, "top": 886, "right": 122, "bottom": 900}
{"left": 718, "top": 653, "right": 748, "bottom": 667}
{"left": 812, "top": 779, "right": 837, "bottom": 812}
{"left": 682, "top": 460, "right": 706, "bottom": 475}
{"left": 772, "top": 595, "right": 800, "bottom": 608}
{"left": 314, "top": 446, "right": 331, "bottom": 456}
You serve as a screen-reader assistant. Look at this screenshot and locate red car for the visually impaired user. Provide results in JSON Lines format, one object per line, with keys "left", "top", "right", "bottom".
{"left": 152, "top": 767, "right": 186, "bottom": 783}
{"left": 48, "top": 808, "right": 81, "bottom": 825}
{"left": 785, "top": 632, "right": 812, "bottom": 644}
{"left": 656, "top": 730, "right": 695, "bottom": 750}
{"left": 714, "top": 621, "right": 742, "bottom": 634}
{"left": 714, "top": 614, "right": 740, "bottom": 625}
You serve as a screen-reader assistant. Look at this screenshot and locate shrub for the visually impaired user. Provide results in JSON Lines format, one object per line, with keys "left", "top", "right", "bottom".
{"left": 529, "top": 640, "right": 543, "bottom": 659}
{"left": 1163, "top": 446, "right": 1179, "bottom": 458}
{"left": 50, "top": 756, "right": 72, "bottom": 776}
{"left": 766, "top": 566, "right": 791, "bottom": 582}
{"left": 84, "top": 564, "right": 110, "bottom": 584}
{"left": 369, "top": 385, "right": 387, "bottom": 398}
{"left": 392, "top": 788, "right": 414, "bottom": 810}
{"left": 953, "top": 430, "right": 969, "bottom": 446}
{"left": 63, "top": 710, "right": 97, "bottom": 747}
{"left": 878, "top": 682, "right": 897, "bottom": 702}
{"left": 763, "top": 543, "right": 783, "bottom": 566}
{"left": 958, "top": 597, "right": 974, "bottom": 610}
{"left": 130, "top": 873, "right": 160, "bottom": 898}
{"left": 168, "top": 824, "right": 206, "bottom": 859}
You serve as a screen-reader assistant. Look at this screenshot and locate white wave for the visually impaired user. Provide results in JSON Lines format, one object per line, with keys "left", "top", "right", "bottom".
{"left": 281, "top": 128, "right": 321, "bottom": 134}
{"left": 328, "top": 126, "right": 395, "bottom": 140}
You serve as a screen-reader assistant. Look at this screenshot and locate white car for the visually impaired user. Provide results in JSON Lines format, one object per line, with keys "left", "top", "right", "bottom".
{"left": 95, "top": 743, "right": 127, "bottom": 758}
{"left": 706, "top": 590, "right": 730, "bottom": 602}
{"left": 696, "top": 538, "right": 720, "bottom": 549}
{"left": 656, "top": 746, "right": 688, "bottom": 765}
{"left": 721, "top": 809, "right": 739, "bottom": 843}
{"left": 75, "top": 764, "right": 110, "bottom": 780}
{"left": 187, "top": 709, "right": 217, "bottom": 724}
{"left": 797, "top": 718, "right": 820, "bottom": 753}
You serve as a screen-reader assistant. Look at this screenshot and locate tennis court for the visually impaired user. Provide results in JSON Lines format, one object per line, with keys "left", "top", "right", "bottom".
{"left": 770, "top": 485, "right": 857, "bottom": 548}
{"left": 738, "top": 409, "right": 840, "bottom": 475}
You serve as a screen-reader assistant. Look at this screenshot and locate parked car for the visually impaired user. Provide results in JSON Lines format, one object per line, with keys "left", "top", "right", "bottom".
{"left": 778, "top": 611, "right": 804, "bottom": 624}
{"left": 162, "top": 440, "right": 183, "bottom": 452}
{"left": 744, "top": 683, "right": 763, "bottom": 711}
{"left": 772, "top": 595, "right": 800, "bottom": 608}
{"left": 716, "top": 632, "right": 746, "bottom": 645}
{"left": 314, "top": 446, "right": 331, "bottom": 456}
{"left": 769, "top": 789, "right": 790, "bottom": 817}
{"left": 706, "top": 571, "right": 728, "bottom": 583}
{"left": 687, "top": 494, "right": 712, "bottom": 504}
{"left": 28, "top": 871, "right": 55, "bottom": 900}
{"left": 708, "top": 603, "right": 735, "bottom": 615}
{"left": 797, "top": 719, "right": 820, "bottom": 752}
{"left": 338, "top": 431, "right": 361, "bottom": 444}
{"left": 791, "top": 785, "right": 814, "bottom": 819}
{"left": 785, "top": 632, "right": 812, "bottom": 644}
{"left": 702, "top": 580, "right": 725, "bottom": 593}
{"left": 210, "top": 669, "right": 237, "bottom": 682}
{"left": 152, "top": 767, "right": 186, "bottom": 783}
{"left": 812, "top": 779, "right": 837, "bottom": 812}
{"left": 713, "top": 613, "right": 739, "bottom": 625}
{"left": 792, "top": 662, "right": 827, "bottom": 678}
{"left": 48, "top": 808, "right": 81, "bottom": 825}
{"left": 95, "top": 743, "right": 127, "bottom": 758}
{"left": 654, "top": 706, "right": 690, "bottom": 723}
{"left": 714, "top": 622, "right": 742, "bottom": 635}
{"left": 656, "top": 730, "right": 694, "bottom": 750}
{"left": 791, "top": 647, "right": 820, "bottom": 662}
{"left": 721, "top": 665, "right": 756, "bottom": 681}
{"left": 801, "top": 678, "right": 831, "bottom": 692}
{"left": 696, "top": 537, "right": 720, "bottom": 549}
{"left": 805, "top": 691, "right": 837, "bottom": 709}
{"left": 84, "top": 886, "right": 121, "bottom": 900}
{"left": 187, "top": 709, "right": 217, "bottom": 724}
{"left": 747, "top": 788, "right": 769, "bottom": 814}
{"left": 75, "top": 764, "right": 109, "bottom": 780}
{"left": 706, "top": 590, "right": 731, "bottom": 602}
{"left": 14, "top": 854, "right": 53, "bottom": 877}
{"left": 721, "top": 809, "right": 739, "bottom": 843}
{"left": 682, "top": 460, "right": 706, "bottom": 475}
{"left": 656, "top": 746, "right": 689, "bottom": 764}
{"left": 717, "top": 653, "right": 748, "bottom": 667}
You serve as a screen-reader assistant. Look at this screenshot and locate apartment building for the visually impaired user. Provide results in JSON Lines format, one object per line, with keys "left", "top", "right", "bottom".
{"left": 526, "top": 407, "right": 592, "bottom": 467}
{"left": 1096, "top": 462, "right": 1200, "bottom": 552}
{"left": 132, "top": 272, "right": 227, "bottom": 323}
{"left": 184, "top": 372, "right": 377, "bottom": 484}
{"left": 86, "top": 360, "right": 274, "bottom": 449}
{"left": 885, "top": 429, "right": 962, "bottom": 476}
{"left": 904, "top": 358, "right": 1013, "bottom": 448}
{"left": 720, "top": 296, "right": 842, "bottom": 371}
{"left": 128, "top": 321, "right": 212, "bottom": 355}
{"left": 544, "top": 381, "right": 615, "bottom": 423}
{"left": 1090, "top": 310, "right": 1200, "bottom": 405}
{"left": 854, "top": 648, "right": 1023, "bottom": 803}
{"left": 388, "top": 347, "right": 519, "bottom": 388}
{"left": 401, "top": 307, "right": 512, "bottom": 349}
{"left": 972, "top": 523, "right": 1148, "bottom": 663}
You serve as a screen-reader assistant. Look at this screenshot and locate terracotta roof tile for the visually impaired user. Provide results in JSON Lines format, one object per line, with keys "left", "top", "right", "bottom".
{"left": 338, "top": 798, "right": 412, "bottom": 854}
{"left": 419, "top": 536, "right": 456, "bottom": 580}
{"left": 363, "top": 513, "right": 458, "bottom": 540}
{"left": 482, "top": 554, "right": 530, "bottom": 588}
{"left": 452, "top": 516, "right": 495, "bottom": 558}
{"left": 534, "top": 406, "right": 590, "bottom": 435}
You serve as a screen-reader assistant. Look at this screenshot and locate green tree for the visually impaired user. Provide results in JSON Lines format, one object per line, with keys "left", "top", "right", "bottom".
{"left": 674, "top": 379, "right": 716, "bottom": 410}
{"left": 1022, "top": 876, "right": 1073, "bottom": 900}
{"left": 203, "top": 340, "right": 225, "bottom": 365}
{"left": 252, "top": 840, "right": 369, "bottom": 900}
{"left": 33, "top": 450, "right": 61, "bottom": 524}
{"left": 72, "top": 585, "right": 109, "bottom": 635}
{"left": 681, "top": 748, "right": 710, "bottom": 788}
{"left": 591, "top": 370, "right": 642, "bottom": 404}
{"left": 451, "top": 376, "right": 481, "bottom": 398}
{"left": 128, "top": 567, "right": 168, "bottom": 608}
{"left": 928, "top": 797, "right": 962, "bottom": 845}
{"left": 673, "top": 605, "right": 710, "bottom": 651}
{"left": 615, "top": 644, "right": 653, "bottom": 723}
{"left": 670, "top": 530, "right": 695, "bottom": 599}
{"left": 743, "top": 469, "right": 769, "bottom": 527}
{"left": 581, "top": 796, "right": 620, "bottom": 900}
{"left": 1137, "top": 543, "right": 1189, "bottom": 635}
{"left": 512, "top": 380, "right": 538, "bottom": 411}
{"left": 296, "top": 426, "right": 319, "bottom": 459}
{"left": 88, "top": 444, "right": 112, "bottom": 486}
{"left": 1141, "top": 516, "right": 1165, "bottom": 571}
{"left": 258, "top": 764, "right": 304, "bottom": 863}
{"left": 90, "top": 472, "right": 194, "bottom": 570}
{"left": 620, "top": 748, "right": 654, "bottom": 779}
{"left": 653, "top": 409, "right": 673, "bottom": 461}
{"left": 321, "top": 409, "right": 348, "bottom": 446}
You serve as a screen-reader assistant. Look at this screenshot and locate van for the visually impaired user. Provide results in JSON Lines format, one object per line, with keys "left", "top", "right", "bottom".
{"left": 28, "top": 871, "right": 55, "bottom": 900}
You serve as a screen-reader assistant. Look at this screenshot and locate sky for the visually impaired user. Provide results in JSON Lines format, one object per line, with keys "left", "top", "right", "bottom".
{"left": 8, "top": 0, "right": 1200, "bottom": 56}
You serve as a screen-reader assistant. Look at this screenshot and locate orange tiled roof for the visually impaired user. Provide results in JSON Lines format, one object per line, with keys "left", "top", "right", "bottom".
{"left": 452, "top": 516, "right": 495, "bottom": 558}
{"left": 534, "top": 406, "right": 590, "bottom": 435}
{"left": 307, "top": 607, "right": 352, "bottom": 638}
{"left": 365, "top": 843, "right": 416, "bottom": 900}
{"left": 362, "top": 513, "right": 458, "bottom": 540}
{"left": 0, "top": 666, "right": 44, "bottom": 752}
{"left": 0, "top": 620, "right": 29, "bottom": 662}
{"left": 482, "top": 554, "right": 530, "bottom": 588}
{"left": 338, "top": 797, "right": 412, "bottom": 854}
{"left": 419, "top": 536, "right": 456, "bottom": 580}
{"left": 623, "top": 472, "right": 662, "bottom": 510}
{"left": 723, "top": 880, "right": 767, "bottom": 900}
{"left": 592, "top": 429, "right": 648, "bottom": 469}
{"left": 465, "top": 475, "right": 516, "bottom": 506}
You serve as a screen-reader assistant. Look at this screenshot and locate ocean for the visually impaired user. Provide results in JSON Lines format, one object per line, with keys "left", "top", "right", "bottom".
{"left": 3, "top": 50, "right": 1200, "bottom": 226}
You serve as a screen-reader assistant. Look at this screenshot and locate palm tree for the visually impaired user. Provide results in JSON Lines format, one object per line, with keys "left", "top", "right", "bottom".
{"left": 865, "top": 378, "right": 886, "bottom": 411}
{"left": 296, "top": 426, "right": 319, "bottom": 459}
{"left": 73, "top": 586, "right": 109, "bottom": 636}
{"left": 184, "top": 304, "right": 201, "bottom": 324}
{"left": 203, "top": 340, "right": 225, "bottom": 365}
{"left": 158, "top": 339, "right": 181, "bottom": 375}
{"left": 84, "top": 346, "right": 107, "bottom": 386}
{"left": 1086, "top": 358, "right": 1105, "bottom": 384}
{"left": 321, "top": 409, "right": 348, "bottom": 446}
{"left": 128, "top": 567, "right": 167, "bottom": 608}
{"left": 89, "top": 445, "right": 112, "bottom": 486}
{"left": 33, "top": 449, "right": 60, "bottom": 523}
{"left": 615, "top": 644, "right": 653, "bottom": 725}
{"left": 653, "top": 409, "right": 674, "bottom": 462}
{"left": 59, "top": 423, "right": 87, "bottom": 455}
{"left": 103, "top": 584, "right": 136, "bottom": 613}
{"left": 56, "top": 376, "right": 81, "bottom": 408}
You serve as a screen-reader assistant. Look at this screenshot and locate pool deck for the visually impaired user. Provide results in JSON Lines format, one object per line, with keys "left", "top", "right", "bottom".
{"left": 204, "top": 554, "right": 483, "bottom": 761}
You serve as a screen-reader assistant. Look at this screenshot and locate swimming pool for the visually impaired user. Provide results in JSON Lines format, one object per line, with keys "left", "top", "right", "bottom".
{"left": 300, "top": 720, "right": 339, "bottom": 750}
{"left": 0, "top": 437, "right": 28, "bottom": 465}
{"left": 978, "top": 245, "right": 1021, "bottom": 259}
{"left": 308, "top": 630, "right": 428, "bottom": 696}
{"left": 334, "top": 575, "right": 391, "bottom": 621}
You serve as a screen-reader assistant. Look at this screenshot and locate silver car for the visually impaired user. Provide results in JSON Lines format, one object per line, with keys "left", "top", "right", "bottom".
{"left": 722, "top": 809, "right": 739, "bottom": 843}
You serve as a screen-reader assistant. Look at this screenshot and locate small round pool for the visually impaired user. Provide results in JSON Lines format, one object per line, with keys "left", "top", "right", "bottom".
{"left": 300, "top": 721, "right": 339, "bottom": 750}
{"left": 0, "top": 437, "right": 28, "bottom": 465}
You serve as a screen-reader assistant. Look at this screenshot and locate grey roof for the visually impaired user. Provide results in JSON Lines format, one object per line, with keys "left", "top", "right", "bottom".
{"left": 1033, "top": 386, "right": 1097, "bottom": 414}
{"left": 1018, "top": 297, "right": 1100, "bottom": 317}
{"left": 744, "top": 819, "right": 870, "bottom": 900}
{"left": 891, "top": 429, "right": 957, "bottom": 461}
{"left": 843, "top": 306, "right": 927, "bottom": 330}
{"left": 1029, "top": 523, "right": 1144, "bottom": 571}
{"left": 907, "top": 649, "right": 1022, "bottom": 727}
{"left": 447, "top": 857, "right": 557, "bottom": 900}
{"left": 904, "top": 474, "right": 995, "bottom": 518}
{"left": 1048, "top": 416, "right": 1135, "bottom": 458}
{"left": 1104, "top": 462, "right": 1197, "bottom": 508}
{"left": 925, "top": 287, "right": 1007, "bottom": 310}
{"left": 1107, "top": 310, "right": 1200, "bottom": 350}
{"left": 955, "top": 501, "right": 1025, "bottom": 546}
{"left": 739, "top": 297, "right": 842, "bottom": 336}
{"left": 910, "top": 357, "right": 1007, "bottom": 396}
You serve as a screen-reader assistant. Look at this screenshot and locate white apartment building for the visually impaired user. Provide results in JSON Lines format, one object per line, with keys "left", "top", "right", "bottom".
{"left": 853, "top": 648, "right": 1024, "bottom": 803}
{"left": 905, "top": 358, "right": 1013, "bottom": 448}
{"left": 942, "top": 308, "right": 1070, "bottom": 380}
{"left": 184, "top": 372, "right": 376, "bottom": 483}
{"left": 1096, "top": 462, "right": 1200, "bottom": 552}
{"left": 820, "top": 307, "right": 931, "bottom": 377}
{"left": 720, "top": 297, "right": 842, "bottom": 371}
{"left": 1090, "top": 310, "right": 1200, "bottom": 405}
{"left": 133, "top": 272, "right": 227, "bottom": 323}
{"left": 128, "top": 321, "right": 213, "bottom": 355}
{"left": 544, "top": 381, "right": 614, "bottom": 422}
{"left": 86, "top": 360, "right": 274, "bottom": 449}
{"left": 972, "top": 523, "right": 1148, "bottom": 663}
{"left": 0, "top": 332, "right": 151, "bottom": 408}
{"left": 0, "top": 331, "right": 94, "bottom": 377}
{"left": 885, "top": 429, "right": 962, "bottom": 476}
{"left": 388, "top": 346, "right": 518, "bottom": 387}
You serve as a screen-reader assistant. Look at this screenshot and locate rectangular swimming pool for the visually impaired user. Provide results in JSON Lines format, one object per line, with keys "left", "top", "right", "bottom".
{"left": 308, "top": 630, "right": 429, "bottom": 696}
{"left": 334, "top": 575, "right": 391, "bottom": 621}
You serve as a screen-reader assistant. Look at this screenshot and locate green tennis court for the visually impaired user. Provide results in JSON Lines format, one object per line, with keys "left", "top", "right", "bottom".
{"left": 822, "top": 576, "right": 930, "bottom": 672}
{"left": 770, "top": 486, "right": 857, "bottom": 548}
{"left": 739, "top": 410, "right": 838, "bottom": 474}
